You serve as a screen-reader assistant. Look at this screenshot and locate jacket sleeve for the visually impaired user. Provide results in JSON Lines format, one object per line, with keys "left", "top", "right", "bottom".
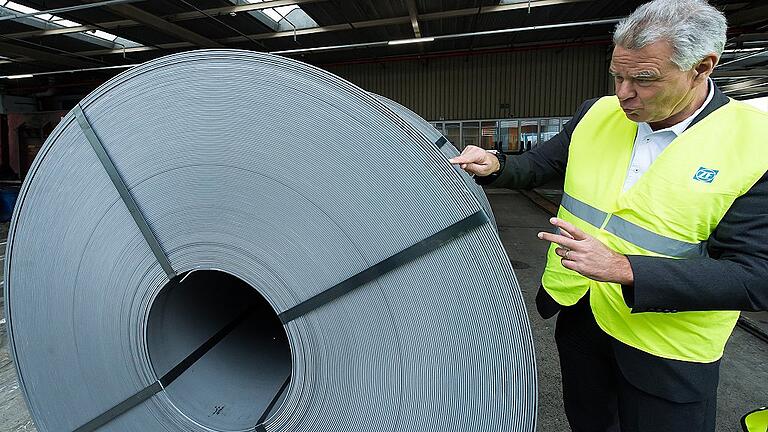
{"left": 624, "top": 171, "right": 768, "bottom": 312}
{"left": 476, "top": 98, "right": 599, "bottom": 189}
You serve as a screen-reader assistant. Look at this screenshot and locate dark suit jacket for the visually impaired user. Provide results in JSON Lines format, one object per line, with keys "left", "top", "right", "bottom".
{"left": 481, "top": 84, "right": 768, "bottom": 402}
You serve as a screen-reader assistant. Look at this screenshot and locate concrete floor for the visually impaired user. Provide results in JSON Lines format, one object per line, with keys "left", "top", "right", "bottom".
{"left": 0, "top": 296, "right": 35, "bottom": 432}
{"left": 0, "top": 192, "right": 765, "bottom": 431}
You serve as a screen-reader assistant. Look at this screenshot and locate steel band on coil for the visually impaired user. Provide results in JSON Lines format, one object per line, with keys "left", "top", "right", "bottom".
{"left": 4, "top": 50, "right": 536, "bottom": 432}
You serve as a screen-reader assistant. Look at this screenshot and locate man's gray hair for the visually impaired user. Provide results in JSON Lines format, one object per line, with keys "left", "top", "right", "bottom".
{"left": 613, "top": 0, "right": 727, "bottom": 70}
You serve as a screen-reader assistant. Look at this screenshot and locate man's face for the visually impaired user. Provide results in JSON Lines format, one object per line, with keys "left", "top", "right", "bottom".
{"left": 610, "top": 41, "right": 699, "bottom": 124}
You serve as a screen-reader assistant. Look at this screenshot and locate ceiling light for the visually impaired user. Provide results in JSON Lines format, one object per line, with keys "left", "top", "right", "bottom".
{"left": 723, "top": 47, "right": 765, "bottom": 53}
{"left": 387, "top": 37, "right": 435, "bottom": 46}
{"left": 6, "top": 74, "right": 33, "bottom": 79}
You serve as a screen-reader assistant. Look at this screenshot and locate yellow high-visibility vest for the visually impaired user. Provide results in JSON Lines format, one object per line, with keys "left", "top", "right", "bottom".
{"left": 542, "top": 95, "right": 768, "bottom": 362}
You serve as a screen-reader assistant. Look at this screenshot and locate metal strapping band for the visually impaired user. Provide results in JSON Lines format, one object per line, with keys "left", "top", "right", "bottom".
{"left": 72, "top": 382, "right": 163, "bottom": 432}
{"left": 72, "top": 304, "right": 255, "bottom": 432}
{"left": 74, "top": 104, "right": 176, "bottom": 279}
{"left": 278, "top": 210, "right": 488, "bottom": 323}
{"left": 560, "top": 192, "right": 608, "bottom": 228}
{"left": 254, "top": 374, "right": 292, "bottom": 432}
{"left": 70, "top": 210, "right": 487, "bottom": 431}
{"left": 435, "top": 136, "right": 448, "bottom": 148}
{"left": 604, "top": 216, "right": 707, "bottom": 258}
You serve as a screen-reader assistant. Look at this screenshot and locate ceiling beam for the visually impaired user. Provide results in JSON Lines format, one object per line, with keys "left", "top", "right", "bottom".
{"left": 725, "top": 87, "right": 768, "bottom": 96}
{"left": 0, "top": 4, "right": 117, "bottom": 49}
{"left": 101, "top": 3, "right": 223, "bottom": 48}
{"left": 728, "top": 4, "right": 768, "bottom": 27}
{"left": 2, "top": 0, "right": 326, "bottom": 40}
{"left": 69, "top": 0, "right": 595, "bottom": 57}
{"left": 418, "top": 0, "right": 591, "bottom": 20}
{"left": 213, "top": 0, "right": 595, "bottom": 45}
{"left": 0, "top": 41, "right": 95, "bottom": 67}
{"left": 733, "top": 90, "right": 768, "bottom": 99}
{"left": 0, "top": 0, "right": 140, "bottom": 22}
{"left": 1, "top": 20, "right": 133, "bottom": 39}
{"left": 164, "top": 0, "right": 325, "bottom": 21}
{"left": 406, "top": 0, "right": 421, "bottom": 38}
{"left": 727, "top": 32, "right": 768, "bottom": 44}
{"left": 713, "top": 68, "right": 768, "bottom": 78}
{"left": 719, "top": 77, "right": 768, "bottom": 91}
{"left": 3, "top": 0, "right": 589, "bottom": 46}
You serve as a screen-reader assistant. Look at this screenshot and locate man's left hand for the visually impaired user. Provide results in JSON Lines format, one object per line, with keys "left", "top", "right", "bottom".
{"left": 538, "top": 217, "right": 634, "bottom": 286}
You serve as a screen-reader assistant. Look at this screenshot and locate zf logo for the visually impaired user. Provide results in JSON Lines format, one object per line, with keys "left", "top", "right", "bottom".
{"left": 693, "top": 167, "right": 719, "bottom": 183}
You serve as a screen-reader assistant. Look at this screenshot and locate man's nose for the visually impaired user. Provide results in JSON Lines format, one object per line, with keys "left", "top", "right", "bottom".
{"left": 615, "top": 81, "right": 636, "bottom": 101}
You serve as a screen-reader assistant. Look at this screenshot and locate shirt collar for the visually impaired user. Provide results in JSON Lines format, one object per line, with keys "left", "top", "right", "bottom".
{"left": 637, "top": 78, "right": 715, "bottom": 137}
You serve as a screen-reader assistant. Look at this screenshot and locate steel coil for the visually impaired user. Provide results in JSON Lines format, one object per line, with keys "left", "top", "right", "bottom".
{"left": 4, "top": 49, "right": 536, "bottom": 432}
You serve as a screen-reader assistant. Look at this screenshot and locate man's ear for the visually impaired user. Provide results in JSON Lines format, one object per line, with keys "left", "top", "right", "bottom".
{"left": 694, "top": 54, "right": 718, "bottom": 83}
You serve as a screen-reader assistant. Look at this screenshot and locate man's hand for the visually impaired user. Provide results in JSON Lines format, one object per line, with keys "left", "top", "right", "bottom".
{"left": 448, "top": 145, "right": 500, "bottom": 176}
{"left": 538, "top": 217, "right": 634, "bottom": 286}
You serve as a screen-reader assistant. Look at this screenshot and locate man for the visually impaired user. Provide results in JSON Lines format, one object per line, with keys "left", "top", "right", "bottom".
{"left": 450, "top": 0, "right": 768, "bottom": 431}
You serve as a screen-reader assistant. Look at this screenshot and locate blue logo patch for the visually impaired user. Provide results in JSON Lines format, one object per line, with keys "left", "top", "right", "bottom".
{"left": 693, "top": 167, "right": 718, "bottom": 183}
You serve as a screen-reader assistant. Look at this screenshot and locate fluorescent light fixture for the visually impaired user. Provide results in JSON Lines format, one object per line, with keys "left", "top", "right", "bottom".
{"left": 0, "top": 64, "right": 139, "bottom": 80}
{"left": 388, "top": 37, "right": 435, "bottom": 46}
{"left": 724, "top": 47, "right": 765, "bottom": 53}
{"left": 273, "top": 18, "right": 619, "bottom": 55}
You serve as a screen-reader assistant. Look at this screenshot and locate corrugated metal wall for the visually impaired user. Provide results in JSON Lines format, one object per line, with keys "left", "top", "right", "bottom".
{"left": 325, "top": 44, "right": 614, "bottom": 120}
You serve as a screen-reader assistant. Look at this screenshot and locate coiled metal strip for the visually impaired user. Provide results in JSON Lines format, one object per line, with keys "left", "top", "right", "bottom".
{"left": 5, "top": 50, "right": 536, "bottom": 432}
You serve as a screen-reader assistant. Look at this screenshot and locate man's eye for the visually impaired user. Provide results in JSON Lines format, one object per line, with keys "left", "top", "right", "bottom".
{"left": 614, "top": 76, "right": 624, "bottom": 83}
{"left": 636, "top": 79, "right": 654, "bottom": 86}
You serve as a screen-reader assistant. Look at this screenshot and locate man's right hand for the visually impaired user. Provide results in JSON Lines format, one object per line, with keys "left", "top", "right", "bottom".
{"left": 448, "top": 145, "right": 501, "bottom": 177}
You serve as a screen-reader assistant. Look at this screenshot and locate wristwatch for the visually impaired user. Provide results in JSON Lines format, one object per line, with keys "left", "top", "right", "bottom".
{"left": 474, "top": 150, "right": 506, "bottom": 185}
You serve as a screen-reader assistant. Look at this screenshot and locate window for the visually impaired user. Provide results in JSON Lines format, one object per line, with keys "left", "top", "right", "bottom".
{"left": 499, "top": 120, "right": 520, "bottom": 153}
{"left": 540, "top": 118, "right": 560, "bottom": 143}
{"left": 444, "top": 123, "right": 461, "bottom": 149}
{"left": 519, "top": 120, "right": 539, "bottom": 151}
{"left": 480, "top": 121, "right": 498, "bottom": 150}
{"left": 461, "top": 122, "right": 480, "bottom": 149}
{"left": 429, "top": 116, "right": 565, "bottom": 153}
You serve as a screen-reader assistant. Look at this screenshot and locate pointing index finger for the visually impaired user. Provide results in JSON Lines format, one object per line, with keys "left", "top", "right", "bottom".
{"left": 537, "top": 231, "right": 579, "bottom": 249}
{"left": 550, "top": 217, "right": 588, "bottom": 240}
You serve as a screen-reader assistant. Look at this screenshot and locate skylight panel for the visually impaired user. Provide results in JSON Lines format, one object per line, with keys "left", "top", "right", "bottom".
{"left": 4, "top": 1, "right": 36, "bottom": 15}
{"left": 262, "top": 8, "right": 282, "bottom": 22}
{"left": 274, "top": 5, "right": 298, "bottom": 16}
{"left": 237, "top": 0, "right": 318, "bottom": 29}
{"left": 51, "top": 17, "right": 79, "bottom": 27}
{"left": 1, "top": 1, "right": 141, "bottom": 45}
{"left": 92, "top": 30, "right": 118, "bottom": 42}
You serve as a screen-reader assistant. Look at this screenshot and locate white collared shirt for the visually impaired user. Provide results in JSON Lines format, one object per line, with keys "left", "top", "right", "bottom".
{"left": 622, "top": 80, "right": 715, "bottom": 191}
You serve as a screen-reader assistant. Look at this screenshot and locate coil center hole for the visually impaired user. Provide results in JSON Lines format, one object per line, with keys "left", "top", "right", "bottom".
{"left": 146, "top": 270, "right": 291, "bottom": 431}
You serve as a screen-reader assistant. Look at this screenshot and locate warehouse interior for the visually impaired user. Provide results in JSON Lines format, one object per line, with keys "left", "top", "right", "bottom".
{"left": 3, "top": 0, "right": 768, "bottom": 180}
{"left": 1, "top": 1, "right": 767, "bottom": 432}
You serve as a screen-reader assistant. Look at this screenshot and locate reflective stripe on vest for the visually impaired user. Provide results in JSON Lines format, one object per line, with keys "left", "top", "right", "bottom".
{"left": 561, "top": 192, "right": 708, "bottom": 258}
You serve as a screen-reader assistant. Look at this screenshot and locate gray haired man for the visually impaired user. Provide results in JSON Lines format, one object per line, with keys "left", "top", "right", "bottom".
{"left": 452, "top": 1, "right": 768, "bottom": 431}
